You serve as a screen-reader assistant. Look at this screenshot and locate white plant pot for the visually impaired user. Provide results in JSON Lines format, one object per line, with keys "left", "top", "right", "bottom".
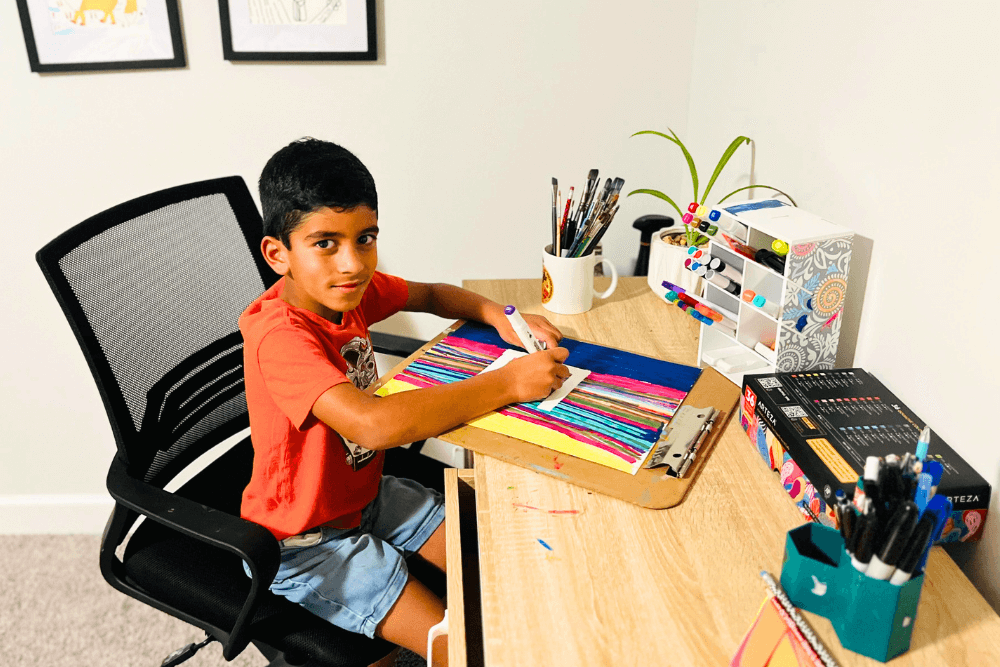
{"left": 647, "top": 229, "right": 704, "bottom": 297}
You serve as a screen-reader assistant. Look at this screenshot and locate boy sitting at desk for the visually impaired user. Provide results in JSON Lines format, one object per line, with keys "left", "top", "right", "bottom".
{"left": 240, "top": 137, "right": 570, "bottom": 666}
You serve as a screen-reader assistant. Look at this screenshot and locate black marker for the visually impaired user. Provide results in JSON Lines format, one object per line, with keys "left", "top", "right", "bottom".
{"left": 867, "top": 501, "right": 919, "bottom": 580}
{"left": 890, "top": 512, "right": 938, "bottom": 586}
{"left": 850, "top": 504, "right": 878, "bottom": 573}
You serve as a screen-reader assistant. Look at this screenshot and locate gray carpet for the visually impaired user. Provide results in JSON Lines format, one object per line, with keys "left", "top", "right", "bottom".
{"left": 0, "top": 535, "right": 423, "bottom": 667}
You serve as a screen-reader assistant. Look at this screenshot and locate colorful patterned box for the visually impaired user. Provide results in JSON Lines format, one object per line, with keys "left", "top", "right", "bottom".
{"left": 741, "top": 369, "right": 989, "bottom": 543}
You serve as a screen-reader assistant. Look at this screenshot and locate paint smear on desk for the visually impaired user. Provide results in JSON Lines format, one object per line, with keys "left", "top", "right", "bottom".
{"left": 375, "top": 321, "right": 701, "bottom": 475}
{"left": 537, "top": 539, "right": 553, "bottom": 551}
{"left": 513, "top": 503, "right": 582, "bottom": 515}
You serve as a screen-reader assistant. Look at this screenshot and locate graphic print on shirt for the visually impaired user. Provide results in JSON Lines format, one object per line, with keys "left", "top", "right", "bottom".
{"left": 340, "top": 336, "right": 379, "bottom": 471}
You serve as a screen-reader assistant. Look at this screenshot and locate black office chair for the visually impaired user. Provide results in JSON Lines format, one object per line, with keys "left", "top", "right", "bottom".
{"left": 36, "top": 176, "right": 446, "bottom": 667}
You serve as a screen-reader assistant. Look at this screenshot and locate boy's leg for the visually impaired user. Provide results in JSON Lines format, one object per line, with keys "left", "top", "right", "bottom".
{"left": 375, "top": 574, "right": 448, "bottom": 667}
{"left": 411, "top": 521, "right": 447, "bottom": 573}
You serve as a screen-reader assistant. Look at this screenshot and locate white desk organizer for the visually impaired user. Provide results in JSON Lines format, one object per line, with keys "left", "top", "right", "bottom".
{"left": 657, "top": 199, "right": 853, "bottom": 387}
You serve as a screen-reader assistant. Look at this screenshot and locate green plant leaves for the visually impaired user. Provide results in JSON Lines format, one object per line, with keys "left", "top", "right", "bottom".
{"left": 631, "top": 129, "right": 698, "bottom": 204}
{"left": 701, "top": 136, "right": 750, "bottom": 205}
{"left": 626, "top": 188, "right": 684, "bottom": 219}
{"left": 717, "top": 185, "right": 798, "bottom": 206}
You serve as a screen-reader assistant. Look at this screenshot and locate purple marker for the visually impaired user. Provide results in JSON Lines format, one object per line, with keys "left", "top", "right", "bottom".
{"left": 504, "top": 305, "right": 544, "bottom": 352}
{"left": 661, "top": 280, "right": 686, "bottom": 294}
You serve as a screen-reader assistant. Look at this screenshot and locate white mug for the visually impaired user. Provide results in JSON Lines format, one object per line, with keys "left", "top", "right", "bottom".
{"left": 541, "top": 245, "right": 618, "bottom": 314}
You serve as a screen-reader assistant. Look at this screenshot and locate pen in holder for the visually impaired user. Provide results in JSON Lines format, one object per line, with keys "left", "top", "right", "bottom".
{"left": 780, "top": 523, "right": 926, "bottom": 662}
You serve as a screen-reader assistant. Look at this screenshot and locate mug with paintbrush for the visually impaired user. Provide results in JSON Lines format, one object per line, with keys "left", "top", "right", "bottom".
{"left": 544, "top": 171, "right": 622, "bottom": 314}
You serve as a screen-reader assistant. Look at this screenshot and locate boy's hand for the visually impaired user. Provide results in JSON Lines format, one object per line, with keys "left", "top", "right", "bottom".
{"left": 501, "top": 347, "right": 571, "bottom": 403}
{"left": 495, "top": 311, "right": 563, "bottom": 351}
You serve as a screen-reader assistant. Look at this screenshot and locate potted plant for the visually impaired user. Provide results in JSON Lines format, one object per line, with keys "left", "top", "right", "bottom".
{"left": 628, "top": 129, "right": 795, "bottom": 293}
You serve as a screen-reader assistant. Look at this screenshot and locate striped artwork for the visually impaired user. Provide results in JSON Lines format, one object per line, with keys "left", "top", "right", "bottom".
{"left": 376, "top": 322, "right": 702, "bottom": 474}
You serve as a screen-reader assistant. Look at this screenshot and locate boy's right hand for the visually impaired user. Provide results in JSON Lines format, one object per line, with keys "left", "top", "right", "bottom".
{"left": 502, "top": 347, "right": 571, "bottom": 403}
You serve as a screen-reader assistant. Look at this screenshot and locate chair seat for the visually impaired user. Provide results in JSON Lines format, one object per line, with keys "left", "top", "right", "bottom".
{"left": 123, "top": 520, "right": 395, "bottom": 666}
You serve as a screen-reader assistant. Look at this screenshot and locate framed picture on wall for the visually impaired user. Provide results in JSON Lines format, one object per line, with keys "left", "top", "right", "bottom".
{"left": 218, "top": 0, "right": 377, "bottom": 62}
{"left": 15, "top": 0, "right": 186, "bottom": 73}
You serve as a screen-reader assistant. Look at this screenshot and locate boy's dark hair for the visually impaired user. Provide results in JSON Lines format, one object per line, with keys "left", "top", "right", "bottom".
{"left": 259, "top": 137, "right": 378, "bottom": 247}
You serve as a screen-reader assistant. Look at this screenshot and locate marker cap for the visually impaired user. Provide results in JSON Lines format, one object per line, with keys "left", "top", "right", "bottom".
{"left": 742, "top": 290, "right": 757, "bottom": 302}
{"left": 687, "top": 202, "right": 699, "bottom": 213}
{"left": 707, "top": 225, "right": 719, "bottom": 235}
{"left": 696, "top": 205, "right": 708, "bottom": 217}
{"left": 682, "top": 213, "right": 694, "bottom": 224}
{"left": 709, "top": 209, "right": 721, "bottom": 221}
{"left": 772, "top": 239, "right": 790, "bottom": 256}
{"left": 864, "top": 456, "right": 881, "bottom": 482}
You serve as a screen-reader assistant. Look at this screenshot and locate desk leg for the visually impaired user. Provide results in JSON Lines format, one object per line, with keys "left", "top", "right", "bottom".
{"left": 444, "top": 469, "right": 483, "bottom": 667}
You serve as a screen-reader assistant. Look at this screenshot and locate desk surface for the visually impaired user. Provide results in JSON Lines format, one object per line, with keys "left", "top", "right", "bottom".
{"left": 447, "top": 276, "right": 1000, "bottom": 667}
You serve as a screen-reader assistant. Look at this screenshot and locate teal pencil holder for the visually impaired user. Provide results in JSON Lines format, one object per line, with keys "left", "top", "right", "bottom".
{"left": 779, "top": 523, "right": 924, "bottom": 662}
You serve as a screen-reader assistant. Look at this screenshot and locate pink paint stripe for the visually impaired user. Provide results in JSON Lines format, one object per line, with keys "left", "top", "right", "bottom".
{"left": 393, "top": 374, "right": 436, "bottom": 389}
{"left": 441, "top": 336, "right": 505, "bottom": 357}
{"left": 586, "top": 372, "right": 689, "bottom": 400}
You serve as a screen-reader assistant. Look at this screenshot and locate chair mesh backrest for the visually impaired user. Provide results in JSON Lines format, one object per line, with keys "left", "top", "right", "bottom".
{"left": 39, "top": 178, "right": 275, "bottom": 486}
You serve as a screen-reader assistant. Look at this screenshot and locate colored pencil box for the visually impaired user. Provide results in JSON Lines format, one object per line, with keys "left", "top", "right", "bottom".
{"left": 780, "top": 523, "right": 923, "bottom": 662}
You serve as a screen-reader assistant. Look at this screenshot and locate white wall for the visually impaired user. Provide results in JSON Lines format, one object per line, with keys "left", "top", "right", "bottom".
{"left": 0, "top": 3, "right": 695, "bottom": 508}
{"left": 686, "top": 0, "right": 1000, "bottom": 610}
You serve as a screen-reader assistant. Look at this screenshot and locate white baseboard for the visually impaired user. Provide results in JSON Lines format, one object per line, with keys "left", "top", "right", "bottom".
{"left": 0, "top": 494, "right": 114, "bottom": 534}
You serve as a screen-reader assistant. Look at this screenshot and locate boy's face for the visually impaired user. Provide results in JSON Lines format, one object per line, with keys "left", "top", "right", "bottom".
{"left": 262, "top": 205, "right": 379, "bottom": 322}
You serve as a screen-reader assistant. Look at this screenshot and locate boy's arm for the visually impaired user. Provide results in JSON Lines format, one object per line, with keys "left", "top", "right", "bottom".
{"left": 312, "top": 346, "right": 570, "bottom": 450}
{"left": 404, "top": 281, "right": 562, "bottom": 350}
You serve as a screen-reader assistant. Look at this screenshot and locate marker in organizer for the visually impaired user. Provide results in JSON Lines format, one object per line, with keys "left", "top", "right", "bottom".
{"left": 707, "top": 257, "right": 741, "bottom": 283}
{"left": 751, "top": 294, "right": 779, "bottom": 317}
{"left": 687, "top": 202, "right": 699, "bottom": 213}
{"left": 705, "top": 270, "right": 740, "bottom": 295}
{"left": 889, "top": 512, "right": 938, "bottom": 585}
{"left": 742, "top": 290, "right": 757, "bottom": 303}
{"left": 503, "top": 305, "right": 545, "bottom": 352}
{"left": 866, "top": 501, "right": 920, "bottom": 580}
{"left": 709, "top": 209, "right": 721, "bottom": 222}
{"left": 661, "top": 280, "right": 686, "bottom": 294}
{"left": 771, "top": 239, "right": 790, "bottom": 256}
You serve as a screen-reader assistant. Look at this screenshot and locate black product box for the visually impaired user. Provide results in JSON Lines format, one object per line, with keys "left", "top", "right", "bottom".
{"left": 740, "top": 368, "right": 990, "bottom": 542}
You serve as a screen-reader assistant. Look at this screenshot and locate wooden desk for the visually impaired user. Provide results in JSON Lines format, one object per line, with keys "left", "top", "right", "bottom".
{"left": 419, "top": 277, "right": 1000, "bottom": 666}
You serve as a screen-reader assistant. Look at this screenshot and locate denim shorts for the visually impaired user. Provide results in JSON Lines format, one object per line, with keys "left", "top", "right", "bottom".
{"left": 244, "top": 475, "right": 445, "bottom": 638}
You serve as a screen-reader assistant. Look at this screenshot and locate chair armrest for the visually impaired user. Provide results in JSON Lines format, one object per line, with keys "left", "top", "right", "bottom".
{"left": 106, "top": 456, "right": 279, "bottom": 660}
{"left": 371, "top": 331, "right": 427, "bottom": 358}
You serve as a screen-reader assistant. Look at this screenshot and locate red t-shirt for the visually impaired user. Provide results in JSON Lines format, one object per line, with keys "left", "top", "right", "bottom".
{"left": 239, "top": 272, "right": 409, "bottom": 540}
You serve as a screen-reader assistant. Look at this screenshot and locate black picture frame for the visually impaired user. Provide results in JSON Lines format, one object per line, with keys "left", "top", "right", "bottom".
{"left": 218, "top": 0, "right": 377, "bottom": 62}
{"left": 15, "top": 0, "right": 186, "bottom": 73}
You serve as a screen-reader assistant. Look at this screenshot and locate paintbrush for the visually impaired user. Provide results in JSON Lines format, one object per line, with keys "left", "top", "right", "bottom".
{"left": 551, "top": 178, "right": 558, "bottom": 255}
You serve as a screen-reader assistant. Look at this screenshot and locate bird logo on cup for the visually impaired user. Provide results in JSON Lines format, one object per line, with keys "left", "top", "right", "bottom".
{"left": 542, "top": 266, "right": 553, "bottom": 304}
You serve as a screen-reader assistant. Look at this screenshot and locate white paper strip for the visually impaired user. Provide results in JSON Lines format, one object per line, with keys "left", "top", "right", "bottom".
{"left": 480, "top": 349, "right": 591, "bottom": 412}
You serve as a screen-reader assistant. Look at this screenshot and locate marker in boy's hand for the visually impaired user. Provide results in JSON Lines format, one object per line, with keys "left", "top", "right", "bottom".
{"left": 495, "top": 306, "right": 563, "bottom": 352}
{"left": 501, "top": 346, "right": 571, "bottom": 403}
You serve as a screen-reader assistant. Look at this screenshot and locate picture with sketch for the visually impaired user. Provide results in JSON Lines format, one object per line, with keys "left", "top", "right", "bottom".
{"left": 248, "top": 0, "right": 346, "bottom": 25}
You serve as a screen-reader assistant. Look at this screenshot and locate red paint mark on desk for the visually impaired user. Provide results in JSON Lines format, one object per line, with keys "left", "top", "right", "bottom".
{"left": 512, "top": 503, "right": 581, "bottom": 515}
{"left": 553, "top": 456, "right": 564, "bottom": 470}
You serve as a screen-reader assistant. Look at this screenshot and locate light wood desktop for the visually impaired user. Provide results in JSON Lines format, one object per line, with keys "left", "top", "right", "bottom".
{"left": 387, "top": 277, "right": 1000, "bottom": 666}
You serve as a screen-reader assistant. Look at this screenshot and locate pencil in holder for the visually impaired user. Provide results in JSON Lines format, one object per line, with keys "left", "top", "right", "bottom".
{"left": 779, "top": 523, "right": 924, "bottom": 662}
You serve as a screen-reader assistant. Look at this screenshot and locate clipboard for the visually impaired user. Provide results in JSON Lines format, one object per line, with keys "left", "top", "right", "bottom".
{"left": 371, "top": 320, "right": 741, "bottom": 509}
